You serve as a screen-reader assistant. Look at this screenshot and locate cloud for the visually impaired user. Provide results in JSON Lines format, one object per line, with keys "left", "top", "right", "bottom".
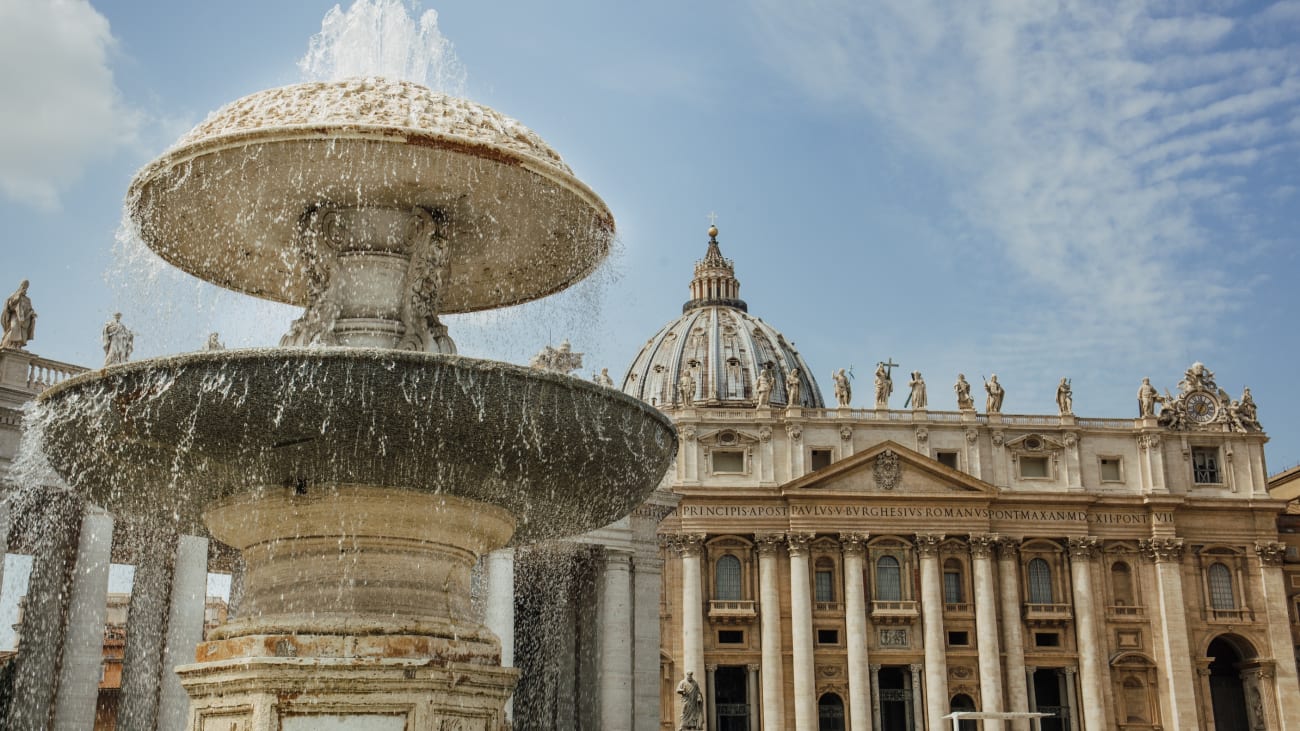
{"left": 747, "top": 0, "right": 1300, "bottom": 368}
{"left": 0, "top": 0, "right": 139, "bottom": 209}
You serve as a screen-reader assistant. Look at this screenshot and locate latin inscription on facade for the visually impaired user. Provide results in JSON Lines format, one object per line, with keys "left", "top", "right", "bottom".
{"left": 676, "top": 504, "right": 1176, "bottom": 524}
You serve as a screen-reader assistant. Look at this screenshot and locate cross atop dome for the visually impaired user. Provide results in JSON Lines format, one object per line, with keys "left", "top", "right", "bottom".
{"left": 684, "top": 219, "right": 747, "bottom": 313}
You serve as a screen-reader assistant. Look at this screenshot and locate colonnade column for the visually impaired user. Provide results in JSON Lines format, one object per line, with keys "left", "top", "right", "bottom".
{"left": 915, "top": 534, "right": 947, "bottom": 731}
{"left": 157, "top": 534, "right": 210, "bottom": 729}
{"left": 119, "top": 523, "right": 179, "bottom": 731}
{"left": 634, "top": 553, "right": 665, "bottom": 731}
{"left": 1255, "top": 541, "right": 1300, "bottom": 728}
{"left": 678, "top": 534, "right": 707, "bottom": 683}
{"left": 1142, "top": 537, "right": 1198, "bottom": 731}
{"left": 788, "top": 532, "right": 817, "bottom": 731}
{"left": 995, "top": 538, "right": 1029, "bottom": 731}
{"left": 841, "top": 533, "right": 873, "bottom": 731}
{"left": 1066, "top": 537, "right": 1106, "bottom": 731}
{"left": 484, "top": 548, "right": 515, "bottom": 724}
{"left": 969, "top": 535, "right": 1003, "bottom": 731}
{"left": 600, "top": 548, "right": 634, "bottom": 731}
{"left": 755, "top": 534, "right": 787, "bottom": 731}
{"left": 51, "top": 507, "right": 113, "bottom": 731}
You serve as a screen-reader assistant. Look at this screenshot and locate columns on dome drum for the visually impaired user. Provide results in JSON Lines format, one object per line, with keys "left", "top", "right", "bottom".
{"left": 841, "top": 533, "right": 873, "bottom": 731}
{"left": 915, "top": 534, "right": 947, "bottom": 731}
{"left": 755, "top": 533, "right": 787, "bottom": 731}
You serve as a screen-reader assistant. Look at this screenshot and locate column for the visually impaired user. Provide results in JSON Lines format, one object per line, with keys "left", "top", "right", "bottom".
{"left": 969, "top": 535, "right": 1003, "bottom": 731}
{"left": 916, "top": 534, "right": 947, "bottom": 731}
{"left": 1067, "top": 538, "right": 1106, "bottom": 731}
{"left": 119, "top": 524, "right": 178, "bottom": 731}
{"left": 5, "top": 489, "right": 81, "bottom": 730}
{"left": 841, "top": 533, "right": 873, "bottom": 731}
{"left": 1062, "top": 668, "right": 1080, "bottom": 731}
{"left": 52, "top": 508, "right": 114, "bottom": 731}
{"left": 1255, "top": 541, "right": 1300, "bottom": 728}
{"left": 635, "top": 554, "right": 665, "bottom": 731}
{"left": 909, "top": 663, "right": 924, "bottom": 731}
{"left": 870, "top": 665, "right": 882, "bottom": 731}
{"left": 157, "top": 534, "right": 210, "bottom": 729}
{"left": 707, "top": 664, "right": 719, "bottom": 731}
{"left": 484, "top": 548, "right": 515, "bottom": 723}
{"left": 788, "top": 533, "right": 817, "bottom": 731}
{"left": 756, "top": 534, "right": 786, "bottom": 731}
{"left": 747, "top": 664, "right": 761, "bottom": 731}
{"left": 1025, "top": 666, "right": 1037, "bottom": 716}
{"left": 679, "top": 534, "right": 707, "bottom": 684}
{"left": 601, "top": 549, "right": 634, "bottom": 731}
{"left": 996, "top": 538, "right": 1030, "bottom": 731}
{"left": 1143, "top": 537, "right": 1198, "bottom": 731}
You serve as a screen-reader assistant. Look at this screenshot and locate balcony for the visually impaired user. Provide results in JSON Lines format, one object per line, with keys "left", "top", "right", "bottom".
{"left": 871, "top": 600, "right": 919, "bottom": 625}
{"left": 1106, "top": 604, "right": 1146, "bottom": 621}
{"left": 709, "top": 600, "right": 757, "bottom": 624}
{"left": 814, "top": 601, "right": 844, "bottom": 615}
{"left": 943, "top": 602, "right": 974, "bottom": 617}
{"left": 1023, "top": 603, "right": 1072, "bottom": 626}
{"left": 1207, "top": 607, "right": 1254, "bottom": 623}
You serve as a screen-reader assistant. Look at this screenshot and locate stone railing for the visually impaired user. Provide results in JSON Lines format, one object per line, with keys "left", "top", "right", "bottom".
{"left": 943, "top": 602, "right": 974, "bottom": 616}
{"left": 1023, "top": 602, "right": 1073, "bottom": 625}
{"left": 814, "top": 601, "right": 844, "bottom": 614}
{"left": 870, "top": 600, "right": 919, "bottom": 624}
{"left": 1107, "top": 604, "right": 1146, "bottom": 619}
{"left": 684, "top": 405, "right": 1143, "bottom": 430}
{"left": 25, "top": 356, "right": 88, "bottom": 393}
{"left": 708, "top": 599, "right": 757, "bottom": 622}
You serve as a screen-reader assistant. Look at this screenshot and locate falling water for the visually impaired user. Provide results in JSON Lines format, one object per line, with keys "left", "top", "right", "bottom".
{"left": 299, "top": 0, "right": 466, "bottom": 93}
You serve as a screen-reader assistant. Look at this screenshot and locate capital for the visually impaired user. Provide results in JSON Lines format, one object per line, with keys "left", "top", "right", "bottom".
{"left": 914, "top": 533, "right": 944, "bottom": 557}
{"left": 994, "top": 536, "right": 1022, "bottom": 559}
{"left": 1140, "top": 537, "right": 1184, "bottom": 563}
{"left": 786, "top": 532, "right": 815, "bottom": 557}
{"left": 1255, "top": 540, "right": 1286, "bottom": 567}
{"left": 968, "top": 534, "right": 997, "bottom": 559}
{"left": 785, "top": 423, "right": 803, "bottom": 442}
{"left": 1067, "top": 536, "right": 1100, "bottom": 560}
{"left": 670, "top": 533, "right": 707, "bottom": 558}
{"left": 754, "top": 533, "right": 785, "bottom": 556}
{"left": 840, "top": 532, "right": 869, "bottom": 557}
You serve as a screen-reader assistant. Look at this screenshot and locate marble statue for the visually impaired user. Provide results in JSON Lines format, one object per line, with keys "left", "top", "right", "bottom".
{"left": 529, "top": 339, "right": 584, "bottom": 374}
{"left": 1232, "top": 388, "right": 1262, "bottom": 432}
{"left": 676, "top": 672, "right": 704, "bottom": 731}
{"left": 833, "top": 368, "right": 851, "bottom": 407}
{"left": 786, "top": 368, "right": 802, "bottom": 407}
{"left": 0, "top": 280, "right": 36, "bottom": 350}
{"left": 204, "top": 332, "right": 225, "bottom": 351}
{"left": 593, "top": 368, "right": 615, "bottom": 387}
{"left": 755, "top": 367, "right": 774, "bottom": 407}
{"left": 102, "top": 313, "right": 134, "bottom": 366}
{"left": 984, "top": 374, "right": 1004, "bottom": 413}
{"left": 1179, "top": 361, "right": 1216, "bottom": 393}
{"left": 678, "top": 369, "right": 696, "bottom": 407}
{"left": 954, "top": 374, "right": 974, "bottom": 410}
{"left": 873, "top": 362, "right": 892, "bottom": 408}
{"left": 1056, "top": 378, "right": 1073, "bottom": 416}
{"left": 908, "top": 371, "right": 927, "bottom": 410}
{"left": 1137, "top": 377, "right": 1158, "bottom": 417}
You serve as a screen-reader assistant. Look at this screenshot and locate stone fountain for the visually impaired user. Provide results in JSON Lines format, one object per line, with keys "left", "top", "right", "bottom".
{"left": 33, "top": 77, "right": 675, "bottom": 730}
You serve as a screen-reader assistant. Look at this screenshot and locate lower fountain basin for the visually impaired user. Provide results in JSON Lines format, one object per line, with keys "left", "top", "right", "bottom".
{"left": 35, "top": 348, "right": 676, "bottom": 540}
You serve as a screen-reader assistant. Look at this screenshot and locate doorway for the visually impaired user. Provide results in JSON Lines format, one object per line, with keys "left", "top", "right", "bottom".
{"left": 877, "top": 667, "right": 913, "bottom": 731}
{"left": 1207, "top": 636, "right": 1255, "bottom": 731}
{"left": 714, "top": 666, "right": 749, "bottom": 731}
{"left": 1031, "top": 669, "right": 1070, "bottom": 731}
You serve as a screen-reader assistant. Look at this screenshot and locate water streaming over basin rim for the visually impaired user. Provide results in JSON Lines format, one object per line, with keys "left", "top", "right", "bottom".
{"left": 127, "top": 78, "right": 615, "bottom": 313}
{"left": 33, "top": 348, "right": 676, "bottom": 541}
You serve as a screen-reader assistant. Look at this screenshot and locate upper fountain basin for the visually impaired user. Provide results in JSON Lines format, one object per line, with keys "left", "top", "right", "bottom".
{"left": 35, "top": 349, "right": 676, "bottom": 541}
{"left": 127, "top": 78, "right": 614, "bottom": 313}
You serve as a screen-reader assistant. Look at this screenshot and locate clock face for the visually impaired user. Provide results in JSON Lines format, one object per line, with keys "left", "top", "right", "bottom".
{"left": 1186, "top": 392, "right": 1218, "bottom": 423}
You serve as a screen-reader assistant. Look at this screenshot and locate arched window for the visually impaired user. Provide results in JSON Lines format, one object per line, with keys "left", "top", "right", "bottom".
{"left": 1122, "top": 677, "right": 1149, "bottom": 723}
{"left": 943, "top": 559, "right": 964, "bottom": 604}
{"left": 1111, "top": 561, "right": 1134, "bottom": 606}
{"left": 715, "top": 555, "right": 742, "bottom": 601}
{"left": 818, "top": 692, "right": 845, "bottom": 731}
{"left": 815, "top": 557, "right": 836, "bottom": 603}
{"left": 876, "top": 556, "right": 902, "bottom": 601}
{"left": 950, "top": 694, "right": 978, "bottom": 731}
{"left": 1027, "top": 558, "right": 1054, "bottom": 604}
{"left": 1208, "top": 563, "right": 1235, "bottom": 610}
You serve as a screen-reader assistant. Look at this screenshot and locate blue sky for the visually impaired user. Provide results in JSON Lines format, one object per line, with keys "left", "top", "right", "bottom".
{"left": 3, "top": 0, "right": 1300, "bottom": 470}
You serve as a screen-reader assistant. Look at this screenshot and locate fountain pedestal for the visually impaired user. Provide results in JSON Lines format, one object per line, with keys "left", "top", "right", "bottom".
{"left": 179, "top": 488, "right": 518, "bottom": 730}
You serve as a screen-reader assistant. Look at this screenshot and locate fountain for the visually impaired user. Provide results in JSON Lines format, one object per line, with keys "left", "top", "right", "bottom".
{"left": 30, "top": 76, "right": 675, "bottom": 729}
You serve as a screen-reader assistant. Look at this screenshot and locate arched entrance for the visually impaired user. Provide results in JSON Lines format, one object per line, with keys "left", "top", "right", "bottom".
{"left": 818, "top": 692, "right": 846, "bottom": 731}
{"left": 950, "top": 694, "right": 977, "bottom": 731}
{"left": 1207, "top": 634, "right": 1256, "bottom": 731}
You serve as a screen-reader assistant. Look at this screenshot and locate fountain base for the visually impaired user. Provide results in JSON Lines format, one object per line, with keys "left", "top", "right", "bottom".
{"left": 179, "top": 487, "right": 518, "bottom": 730}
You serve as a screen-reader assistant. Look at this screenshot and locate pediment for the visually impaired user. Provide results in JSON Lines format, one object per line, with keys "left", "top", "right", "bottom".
{"left": 1004, "top": 433, "right": 1066, "bottom": 452}
{"left": 698, "top": 428, "right": 762, "bottom": 447}
{"left": 784, "top": 440, "right": 997, "bottom": 495}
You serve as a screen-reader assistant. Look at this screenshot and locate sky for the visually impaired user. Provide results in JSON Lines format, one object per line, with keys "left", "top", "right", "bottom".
{"left": 2, "top": 0, "right": 1298, "bottom": 464}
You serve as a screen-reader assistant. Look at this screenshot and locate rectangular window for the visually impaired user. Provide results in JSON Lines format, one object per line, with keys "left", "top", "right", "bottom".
{"left": 811, "top": 449, "right": 833, "bottom": 471}
{"left": 1019, "top": 456, "right": 1049, "bottom": 478}
{"left": 947, "top": 631, "right": 969, "bottom": 646}
{"left": 712, "top": 450, "right": 745, "bottom": 474}
{"left": 936, "top": 451, "right": 959, "bottom": 470}
{"left": 1034, "top": 632, "right": 1061, "bottom": 647}
{"left": 817, "top": 629, "right": 839, "bottom": 645}
{"left": 718, "top": 630, "right": 744, "bottom": 644}
{"left": 1192, "top": 447, "right": 1221, "bottom": 484}
{"left": 815, "top": 570, "right": 835, "bottom": 603}
{"left": 1099, "top": 457, "right": 1122, "bottom": 482}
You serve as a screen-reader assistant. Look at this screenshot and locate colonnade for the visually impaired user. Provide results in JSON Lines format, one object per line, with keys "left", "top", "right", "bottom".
{"left": 669, "top": 530, "right": 1247, "bottom": 731}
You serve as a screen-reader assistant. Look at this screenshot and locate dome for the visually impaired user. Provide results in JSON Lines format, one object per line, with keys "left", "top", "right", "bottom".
{"left": 622, "top": 227, "right": 824, "bottom": 408}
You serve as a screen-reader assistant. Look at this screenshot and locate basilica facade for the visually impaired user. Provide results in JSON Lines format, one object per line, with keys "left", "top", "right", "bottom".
{"left": 631, "top": 227, "right": 1299, "bottom": 731}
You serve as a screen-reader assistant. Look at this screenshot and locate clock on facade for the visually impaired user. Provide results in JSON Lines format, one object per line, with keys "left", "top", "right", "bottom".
{"left": 1185, "top": 391, "right": 1219, "bottom": 423}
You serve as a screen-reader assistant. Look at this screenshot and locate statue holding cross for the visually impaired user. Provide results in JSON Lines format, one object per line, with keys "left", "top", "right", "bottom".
{"left": 875, "top": 359, "right": 898, "bottom": 408}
